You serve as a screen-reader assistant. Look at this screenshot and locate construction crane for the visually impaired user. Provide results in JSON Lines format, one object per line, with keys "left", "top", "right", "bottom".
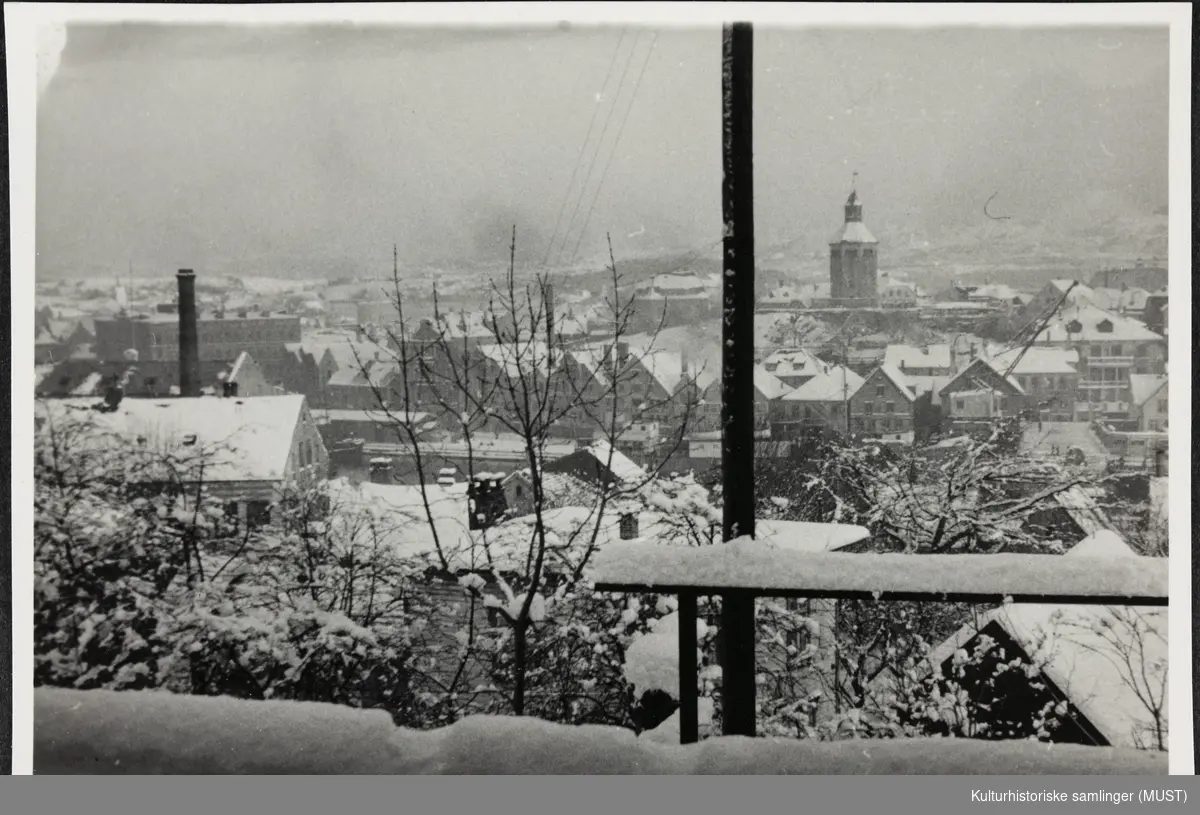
{"left": 999, "top": 281, "right": 1078, "bottom": 383}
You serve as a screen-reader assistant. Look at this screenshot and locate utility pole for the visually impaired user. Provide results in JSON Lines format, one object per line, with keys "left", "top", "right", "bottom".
{"left": 719, "top": 21, "right": 757, "bottom": 738}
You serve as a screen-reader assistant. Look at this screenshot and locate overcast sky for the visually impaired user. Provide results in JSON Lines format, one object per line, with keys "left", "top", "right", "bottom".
{"left": 36, "top": 24, "right": 1169, "bottom": 278}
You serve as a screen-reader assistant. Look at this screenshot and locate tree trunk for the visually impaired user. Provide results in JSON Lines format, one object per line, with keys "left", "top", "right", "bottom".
{"left": 512, "top": 620, "right": 528, "bottom": 716}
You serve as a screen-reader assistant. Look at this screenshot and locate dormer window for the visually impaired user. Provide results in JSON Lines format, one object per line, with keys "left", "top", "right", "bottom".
{"left": 1066, "top": 320, "right": 1083, "bottom": 334}
{"left": 1096, "top": 319, "right": 1114, "bottom": 334}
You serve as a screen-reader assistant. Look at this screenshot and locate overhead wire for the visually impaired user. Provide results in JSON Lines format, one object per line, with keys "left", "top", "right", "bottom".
{"left": 539, "top": 28, "right": 629, "bottom": 270}
{"left": 566, "top": 30, "right": 660, "bottom": 265}
{"left": 551, "top": 31, "right": 643, "bottom": 270}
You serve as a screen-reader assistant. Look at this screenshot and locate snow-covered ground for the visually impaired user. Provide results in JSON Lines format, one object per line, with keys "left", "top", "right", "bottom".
{"left": 35, "top": 687, "right": 1166, "bottom": 774}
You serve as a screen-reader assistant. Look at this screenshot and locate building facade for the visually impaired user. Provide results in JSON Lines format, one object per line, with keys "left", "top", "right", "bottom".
{"left": 848, "top": 364, "right": 916, "bottom": 442}
{"left": 829, "top": 189, "right": 879, "bottom": 305}
{"left": 94, "top": 312, "right": 302, "bottom": 366}
{"left": 1034, "top": 305, "right": 1166, "bottom": 420}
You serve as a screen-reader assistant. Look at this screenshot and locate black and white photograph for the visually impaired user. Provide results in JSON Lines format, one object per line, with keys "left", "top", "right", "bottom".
{"left": 9, "top": 3, "right": 1191, "bottom": 778}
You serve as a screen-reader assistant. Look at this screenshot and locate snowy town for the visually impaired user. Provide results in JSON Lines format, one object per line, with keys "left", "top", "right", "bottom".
{"left": 29, "top": 21, "right": 1174, "bottom": 774}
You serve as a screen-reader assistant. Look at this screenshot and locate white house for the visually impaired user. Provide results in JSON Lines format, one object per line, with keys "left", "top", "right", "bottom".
{"left": 38, "top": 393, "right": 328, "bottom": 527}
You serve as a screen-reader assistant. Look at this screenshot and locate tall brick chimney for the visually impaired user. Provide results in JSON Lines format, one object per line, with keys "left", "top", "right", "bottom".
{"left": 177, "top": 269, "right": 201, "bottom": 397}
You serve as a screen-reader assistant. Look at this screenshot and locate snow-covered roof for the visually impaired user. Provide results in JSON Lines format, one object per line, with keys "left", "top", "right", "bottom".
{"left": 753, "top": 367, "right": 790, "bottom": 401}
{"left": 763, "top": 348, "right": 827, "bottom": 377}
{"left": 903, "top": 375, "right": 953, "bottom": 405}
{"left": 474, "top": 341, "right": 558, "bottom": 381}
{"left": 325, "top": 478, "right": 475, "bottom": 565}
{"left": 829, "top": 221, "right": 878, "bottom": 244}
{"left": 922, "top": 533, "right": 1167, "bottom": 749}
{"left": 781, "top": 366, "right": 864, "bottom": 402}
{"left": 989, "top": 346, "right": 1080, "bottom": 376}
{"left": 940, "top": 357, "right": 1025, "bottom": 396}
{"left": 1038, "top": 304, "right": 1163, "bottom": 344}
{"left": 563, "top": 344, "right": 613, "bottom": 388}
{"left": 39, "top": 395, "right": 308, "bottom": 482}
{"left": 884, "top": 344, "right": 952, "bottom": 371}
{"left": 582, "top": 440, "right": 646, "bottom": 484}
{"left": 969, "top": 283, "right": 1024, "bottom": 302}
{"left": 1128, "top": 374, "right": 1166, "bottom": 407}
{"left": 872, "top": 363, "right": 917, "bottom": 402}
{"left": 636, "top": 348, "right": 687, "bottom": 394}
{"left": 503, "top": 469, "right": 595, "bottom": 502}
{"left": 1090, "top": 287, "right": 1150, "bottom": 312}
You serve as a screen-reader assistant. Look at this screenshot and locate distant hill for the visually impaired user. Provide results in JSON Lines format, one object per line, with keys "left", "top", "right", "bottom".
{"left": 919, "top": 67, "right": 1168, "bottom": 241}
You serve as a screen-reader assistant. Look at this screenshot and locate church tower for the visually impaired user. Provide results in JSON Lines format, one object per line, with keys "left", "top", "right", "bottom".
{"left": 829, "top": 178, "right": 879, "bottom": 305}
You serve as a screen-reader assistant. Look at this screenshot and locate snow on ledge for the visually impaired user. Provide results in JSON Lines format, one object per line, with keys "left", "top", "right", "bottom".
{"left": 35, "top": 688, "right": 1166, "bottom": 775}
{"left": 589, "top": 543, "right": 1168, "bottom": 603}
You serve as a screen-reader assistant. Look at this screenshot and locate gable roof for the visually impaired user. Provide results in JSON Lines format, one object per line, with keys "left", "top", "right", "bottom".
{"left": 636, "top": 348, "right": 686, "bottom": 394}
{"left": 1038, "top": 304, "right": 1163, "bottom": 343}
{"left": 37, "top": 394, "right": 308, "bottom": 482}
{"left": 753, "top": 367, "right": 790, "bottom": 401}
{"left": 884, "top": 344, "right": 952, "bottom": 371}
{"left": 869, "top": 363, "right": 917, "bottom": 402}
{"left": 578, "top": 440, "right": 646, "bottom": 484}
{"left": 781, "top": 366, "right": 864, "bottom": 402}
{"left": 989, "top": 346, "right": 1080, "bottom": 376}
{"left": 762, "top": 348, "right": 827, "bottom": 378}
{"left": 922, "top": 532, "right": 1166, "bottom": 749}
{"left": 1128, "top": 374, "right": 1167, "bottom": 407}
{"left": 503, "top": 469, "right": 596, "bottom": 505}
{"left": 940, "top": 357, "right": 1025, "bottom": 397}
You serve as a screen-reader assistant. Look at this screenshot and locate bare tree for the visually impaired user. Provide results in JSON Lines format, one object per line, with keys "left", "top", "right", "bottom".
{"left": 346, "top": 230, "right": 703, "bottom": 718}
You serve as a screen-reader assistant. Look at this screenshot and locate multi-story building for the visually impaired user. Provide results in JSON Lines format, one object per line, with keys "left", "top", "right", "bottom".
{"left": 848, "top": 364, "right": 916, "bottom": 443}
{"left": 1033, "top": 304, "right": 1166, "bottom": 420}
{"left": 93, "top": 310, "right": 302, "bottom": 369}
{"left": 937, "top": 357, "right": 1025, "bottom": 423}
{"left": 696, "top": 365, "right": 789, "bottom": 432}
{"left": 828, "top": 188, "right": 879, "bottom": 306}
{"left": 631, "top": 272, "right": 718, "bottom": 330}
{"left": 987, "top": 346, "right": 1082, "bottom": 422}
{"left": 769, "top": 365, "right": 864, "bottom": 441}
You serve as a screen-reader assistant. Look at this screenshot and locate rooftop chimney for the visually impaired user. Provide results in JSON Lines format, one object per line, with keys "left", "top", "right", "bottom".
{"left": 177, "top": 269, "right": 201, "bottom": 397}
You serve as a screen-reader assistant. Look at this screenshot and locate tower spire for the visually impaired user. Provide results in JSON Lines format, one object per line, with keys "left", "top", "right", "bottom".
{"left": 844, "top": 174, "right": 863, "bottom": 223}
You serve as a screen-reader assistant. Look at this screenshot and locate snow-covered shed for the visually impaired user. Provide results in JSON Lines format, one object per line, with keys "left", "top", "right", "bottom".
{"left": 912, "top": 532, "right": 1167, "bottom": 750}
{"left": 37, "top": 394, "right": 328, "bottom": 525}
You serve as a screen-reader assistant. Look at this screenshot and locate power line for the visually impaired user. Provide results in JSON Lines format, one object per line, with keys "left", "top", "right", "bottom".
{"left": 552, "top": 31, "right": 643, "bottom": 270}
{"left": 540, "top": 28, "right": 628, "bottom": 270}
{"left": 567, "top": 31, "right": 660, "bottom": 265}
